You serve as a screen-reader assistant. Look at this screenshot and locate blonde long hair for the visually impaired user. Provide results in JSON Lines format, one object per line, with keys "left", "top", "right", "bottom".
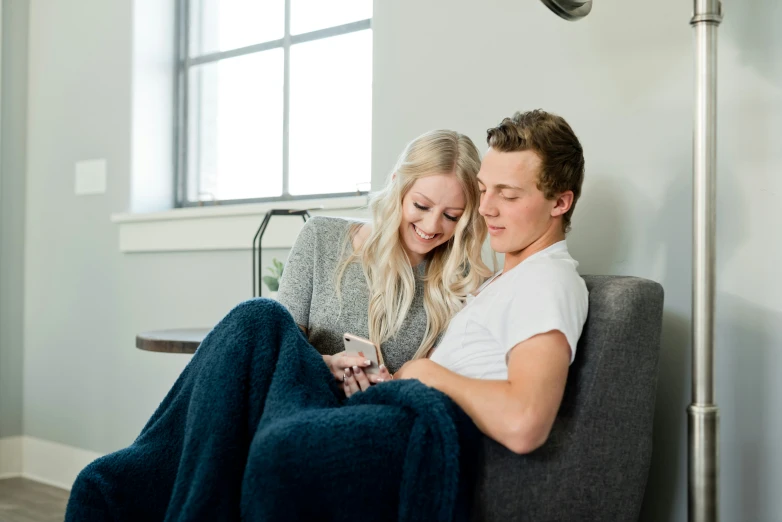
{"left": 337, "top": 130, "right": 492, "bottom": 359}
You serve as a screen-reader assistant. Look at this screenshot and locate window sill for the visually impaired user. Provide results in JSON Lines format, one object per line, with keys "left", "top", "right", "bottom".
{"left": 111, "top": 195, "right": 371, "bottom": 253}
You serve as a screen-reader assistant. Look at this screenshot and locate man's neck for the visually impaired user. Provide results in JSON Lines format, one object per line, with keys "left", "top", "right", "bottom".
{"left": 502, "top": 228, "right": 565, "bottom": 273}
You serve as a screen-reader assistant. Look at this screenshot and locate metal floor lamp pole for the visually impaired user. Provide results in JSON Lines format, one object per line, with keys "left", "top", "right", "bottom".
{"left": 689, "top": 1, "right": 722, "bottom": 521}
{"left": 539, "top": 0, "right": 722, "bottom": 519}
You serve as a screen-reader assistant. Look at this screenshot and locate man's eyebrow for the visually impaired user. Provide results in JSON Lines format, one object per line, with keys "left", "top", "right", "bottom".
{"left": 476, "top": 178, "right": 523, "bottom": 190}
{"left": 413, "top": 192, "right": 464, "bottom": 211}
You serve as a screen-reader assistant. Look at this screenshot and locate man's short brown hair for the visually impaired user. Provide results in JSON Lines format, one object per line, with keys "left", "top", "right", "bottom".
{"left": 486, "top": 109, "right": 585, "bottom": 232}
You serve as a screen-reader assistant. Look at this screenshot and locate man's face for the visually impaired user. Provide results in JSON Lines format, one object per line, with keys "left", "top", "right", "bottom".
{"left": 477, "top": 148, "right": 560, "bottom": 256}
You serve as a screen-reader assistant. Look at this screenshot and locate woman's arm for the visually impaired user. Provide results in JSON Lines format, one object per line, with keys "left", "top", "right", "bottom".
{"left": 277, "top": 220, "right": 320, "bottom": 332}
{"left": 278, "top": 219, "right": 377, "bottom": 383}
{"left": 395, "top": 330, "right": 571, "bottom": 454}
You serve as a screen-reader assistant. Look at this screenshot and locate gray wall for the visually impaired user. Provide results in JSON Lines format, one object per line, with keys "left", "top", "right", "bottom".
{"left": 17, "top": 0, "right": 782, "bottom": 520}
{"left": 373, "top": 1, "right": 782, "bottom": 521}
{"left": 0, "top": 0, "right": 29, "bottom": 438}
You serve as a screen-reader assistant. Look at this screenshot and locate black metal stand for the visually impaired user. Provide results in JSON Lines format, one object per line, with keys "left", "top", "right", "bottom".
{"left": 252, "top": 209, "right": 311, "bottom": 297}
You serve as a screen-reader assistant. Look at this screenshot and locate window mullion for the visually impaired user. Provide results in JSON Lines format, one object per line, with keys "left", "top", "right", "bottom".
{"left": 282, "top": 0, "right": 292, "bottom": 197}
{"left": 177, "top": 1, "right": 372, "bottom": 207}
{"left": 175, "top": 0, "right": 190, "bottom": 206}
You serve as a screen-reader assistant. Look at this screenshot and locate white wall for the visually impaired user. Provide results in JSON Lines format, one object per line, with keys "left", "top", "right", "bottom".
{"left": 22, "top": 0, "right": 290, "bottom": 453}
{"left": 0, "top": 0, "right": 28, "bottom": 438}
{"left": 15, "top": 0, "right": 782, "bottom": 520}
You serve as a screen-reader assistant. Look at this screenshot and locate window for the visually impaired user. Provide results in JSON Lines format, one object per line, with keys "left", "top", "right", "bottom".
{"left": 176, "top": 0, "right": 373, "bottom": 206}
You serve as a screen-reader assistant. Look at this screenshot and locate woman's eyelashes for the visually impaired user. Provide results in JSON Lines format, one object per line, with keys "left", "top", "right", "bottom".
{"left": 413, "top": 202, "right": 459, "bottom": 222}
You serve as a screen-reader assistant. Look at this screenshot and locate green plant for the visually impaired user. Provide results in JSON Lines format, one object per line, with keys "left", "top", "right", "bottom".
{"left": 263, "top": 258, "right": 285, "bottom": 292}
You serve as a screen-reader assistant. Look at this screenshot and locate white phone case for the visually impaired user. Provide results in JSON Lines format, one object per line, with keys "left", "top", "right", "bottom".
{"left": 343, "top": 333, "right": 383, "bottom": 376}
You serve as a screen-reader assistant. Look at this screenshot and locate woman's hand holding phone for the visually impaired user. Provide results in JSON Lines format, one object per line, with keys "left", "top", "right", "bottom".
{"left": 343, "top": 364, "right": 393, "bottom": 398}
{"left": 326, "top": 333, "right": 393, "bottom": 397}
{"left": 322, "top": 352, "right": 372, "bottom": 381}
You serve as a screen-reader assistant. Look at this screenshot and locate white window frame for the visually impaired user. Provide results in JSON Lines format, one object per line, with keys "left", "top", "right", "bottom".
{"left": 111, "top": 195, "right": 370, "bottom": 253}
{"left": 175, "top": 0, "right": 372, "bottom": 208}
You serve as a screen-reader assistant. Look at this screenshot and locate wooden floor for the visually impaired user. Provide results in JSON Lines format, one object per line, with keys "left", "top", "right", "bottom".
{"left": 0, "top": 478, "right": 68, "bottom": 522}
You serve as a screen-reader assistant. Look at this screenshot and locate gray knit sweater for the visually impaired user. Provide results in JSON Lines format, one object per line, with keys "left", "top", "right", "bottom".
{"left": 277, "top": 216, "right": 428, "bottom": 373}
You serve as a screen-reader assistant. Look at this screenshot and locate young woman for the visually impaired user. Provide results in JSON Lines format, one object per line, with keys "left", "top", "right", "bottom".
{"left": 278, "top": 129, "right": 492, "bottom": 379}
{"left": 65, "top": 130, "right": 492, "bottom": 521}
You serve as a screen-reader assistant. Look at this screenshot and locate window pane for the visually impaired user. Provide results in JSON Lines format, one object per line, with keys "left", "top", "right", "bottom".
{"left": 290, "top": 0, "right": 372, "bottom": 35}
{"left": 187, "top": 50, "right": 284, "bottom": 202}
{"left": 288, "top": 30, "right": 372, "bottom": 196}
{"left": 189, "top": 0, "right": 284, "bottom": 57}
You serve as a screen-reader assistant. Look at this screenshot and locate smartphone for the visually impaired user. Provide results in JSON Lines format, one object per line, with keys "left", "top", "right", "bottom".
{"left": 343, "top": 333, "right": 383, "bottom": 376}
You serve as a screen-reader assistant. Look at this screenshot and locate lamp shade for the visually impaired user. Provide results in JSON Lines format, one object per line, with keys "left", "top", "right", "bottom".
{"left": 539, "top": 0, "right": 593, "bottom": 20}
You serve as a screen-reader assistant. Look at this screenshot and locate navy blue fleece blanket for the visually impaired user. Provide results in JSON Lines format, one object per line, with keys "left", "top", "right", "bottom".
{"left": 65, "top": 299, "right": 479, "bottom": 522}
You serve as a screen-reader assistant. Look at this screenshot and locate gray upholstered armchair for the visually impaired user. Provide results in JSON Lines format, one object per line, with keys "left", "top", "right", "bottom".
{"left": 470, "top": 275, "right": 664, "bottom": 521}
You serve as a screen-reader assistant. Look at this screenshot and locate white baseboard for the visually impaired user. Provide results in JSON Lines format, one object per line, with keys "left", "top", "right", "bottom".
{"left": 0, "top": 436, "right": 23, "bottom": 478}
{"left": 0, "top": 436, "right": 103, "bottom": 490}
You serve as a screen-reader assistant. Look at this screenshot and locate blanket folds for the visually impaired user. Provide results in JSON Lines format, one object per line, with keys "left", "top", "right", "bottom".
{"left": 66, "top": 299, "right": 479, "bottom": 522}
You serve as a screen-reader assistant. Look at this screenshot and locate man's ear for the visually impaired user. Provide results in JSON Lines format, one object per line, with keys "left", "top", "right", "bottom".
{"left": 551, "top": 191, "right": 574, "bottom": 218}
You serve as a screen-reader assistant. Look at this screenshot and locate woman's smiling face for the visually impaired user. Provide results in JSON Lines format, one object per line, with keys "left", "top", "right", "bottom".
{"left": 398, "top": 173, "right": 466, "bottom": 265}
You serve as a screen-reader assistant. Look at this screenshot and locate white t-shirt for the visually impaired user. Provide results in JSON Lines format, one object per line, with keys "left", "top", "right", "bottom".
{"left": 429, "top": 241, "right": 589, "bottom": 380}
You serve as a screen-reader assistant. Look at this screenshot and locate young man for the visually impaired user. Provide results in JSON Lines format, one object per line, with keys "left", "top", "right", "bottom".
{"left": 348, "top": 109, "right": 589, "bottom": 455}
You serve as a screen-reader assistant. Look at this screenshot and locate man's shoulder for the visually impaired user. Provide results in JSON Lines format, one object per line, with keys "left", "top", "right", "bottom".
{"left": 502, "top": 258, "right": 588, "bottom": 314}
{"left": 494, "top": 257, "right": 588, "bottom": 333}
{"left": 511, "top": 255, "right": 584, "bottom": 287}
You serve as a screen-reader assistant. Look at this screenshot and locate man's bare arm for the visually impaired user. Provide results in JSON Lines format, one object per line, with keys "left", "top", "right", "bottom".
{"left": 395, "top": 330, "right": 571, "bottom": 454}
